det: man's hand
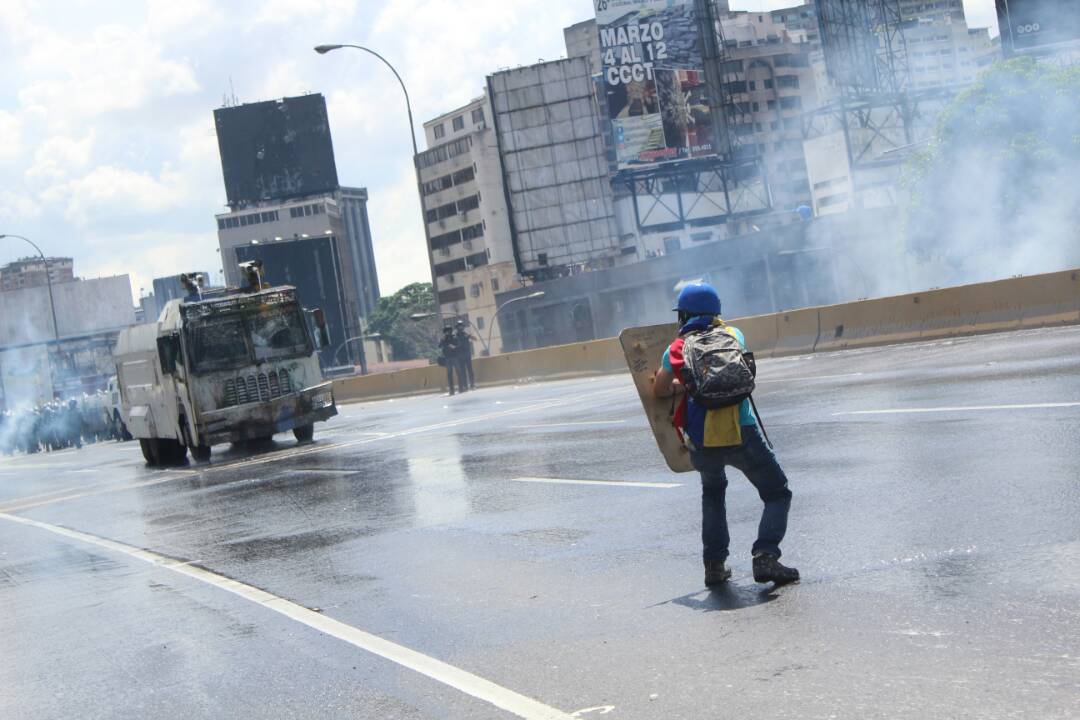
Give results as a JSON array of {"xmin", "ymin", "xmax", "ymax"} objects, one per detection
[{"xmin": 653, "ymin": 367, "xmax": 683, "ymax": 399}]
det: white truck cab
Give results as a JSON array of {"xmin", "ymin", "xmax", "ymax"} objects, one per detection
[{"xmin": 114, "ymin": 285, "xmax": 337, "ymax": 465}]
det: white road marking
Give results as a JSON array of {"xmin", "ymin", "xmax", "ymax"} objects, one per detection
[
  {"xmin": 282, "ymin": 469, "xmax": 357, "ymax": 476},
  {"xmin": 0, "ymin": 512, "xmax": 576, "ymax": 720},
  {"xmin": 510, "ymin": 421, "xmax": 627, "ymax": 429},
  {"xmin": 834, "ymin": 402, "xmax": 1080, "ymax": 416},
  {"xmin": 511, "ymin": 477, "xmax": 681, "ymax": 489}
]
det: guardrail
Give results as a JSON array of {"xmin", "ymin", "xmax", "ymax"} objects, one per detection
[{"xmin": 333, "ymin": 268, "xmax": 1080, "ymax": 404}]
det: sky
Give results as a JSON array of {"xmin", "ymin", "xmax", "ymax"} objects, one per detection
[{"xmin": 0, "ymin": 0, "xmax": 1000, "ymax": 302}]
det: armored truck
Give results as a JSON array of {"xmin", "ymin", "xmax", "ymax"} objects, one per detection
[{"xmin": 114, "ymin": 285, "xmax": 337, "ymax": 465}]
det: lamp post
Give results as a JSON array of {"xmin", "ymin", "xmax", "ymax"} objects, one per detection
[
  {"xmin": 313, "ymin": 44, "xmax": 440, "ymax": 297},
  {"xmin": 486, "ymin": 291, "xmax": 545, "ymax": 355},
  {"xmin": 0, "ymin": 234, "xmax": 60, "ymax": 340}
]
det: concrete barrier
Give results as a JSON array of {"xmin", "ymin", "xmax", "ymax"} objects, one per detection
[
  {"xmin": 772, "ymin": 308, "xmax": 821, "ymax": 356},
  {"xmin": 1016, "ymin": 270, "xmax": 1080, "ymax": 329},
  {"xmin": 332, "ymin": 268, "xmax": 1080, "ymax": 404}
]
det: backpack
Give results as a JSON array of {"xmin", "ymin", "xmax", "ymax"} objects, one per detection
[{"xmin": 681, "ymin": 324, "xmax": 756, "ymax": 409}]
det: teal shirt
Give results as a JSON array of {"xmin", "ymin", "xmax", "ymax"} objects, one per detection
[{"xmin": 662, "ymin": 324, "xmax": 758, "ymax": 427}]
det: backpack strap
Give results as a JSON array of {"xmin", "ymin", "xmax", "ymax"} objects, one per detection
[{"xmin": 748, "ymin": 395, "xmax": 773, "ymax": 449}]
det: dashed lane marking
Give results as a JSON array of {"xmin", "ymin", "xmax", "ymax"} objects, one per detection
[
  {"xmin": 833, "ymin": 401, "xmax": 1080, "ymax": 416},
  {"xmin": 511, "ymin": 477, "xmax": 681, "ymax": 489},
  {"xmin": 0, "ymin": 512, "xmax": 576, "ymax": 720}
]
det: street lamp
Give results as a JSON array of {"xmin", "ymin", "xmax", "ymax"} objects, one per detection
[
  {"xmin": 314, "ymin": 43, "xmax": 439, "ymax": 295},
  {"xmin": 486, "ymin": 291, "xmax": 545, "ymax": 355},
  {"xmin": 0, "ymin": 233, "xmax": 60, "ymax": 340}
]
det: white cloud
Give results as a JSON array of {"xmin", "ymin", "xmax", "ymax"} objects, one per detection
[
  {"xmin": 0, "ymin": 111, "xmax": 23, "ymax": 163},
  {"xmin": 26, "ymin": 133, "xmax": 95, "ymax": 183},
  {"xmin": 146, "ymin": 0, "xmax": 224, "ymax": 36},
  {"xmin": 17, "ymin": 24, "xmax": 200, "ymax": 125},
  {"xmin": 60, "ymin": 165, "xmax": 186, "ymax": 226}
]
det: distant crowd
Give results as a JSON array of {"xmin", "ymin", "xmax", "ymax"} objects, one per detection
[{"xmin": 0, "ymin": 394, "xmax": 128, "ymax": 456}]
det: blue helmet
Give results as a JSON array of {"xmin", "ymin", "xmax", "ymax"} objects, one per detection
[{"xmin": 673, "ymin": 282, "xmax": 721, "ymax": 316}]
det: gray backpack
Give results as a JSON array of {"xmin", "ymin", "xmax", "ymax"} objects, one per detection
[{"xmin": 682, "ymin": 325, "xmax": 756, "ymax": 409}]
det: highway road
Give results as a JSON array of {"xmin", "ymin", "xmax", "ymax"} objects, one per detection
[{"xmin": 2, "ymin": 325, "xmax": 1079, "ymax": 719}]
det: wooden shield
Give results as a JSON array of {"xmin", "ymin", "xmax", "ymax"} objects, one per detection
[{"xmin": 619, "ymin": 323, "xmax": 694, "ymax": 473}]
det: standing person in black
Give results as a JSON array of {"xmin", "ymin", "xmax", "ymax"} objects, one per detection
[
  {"xmin": 454, "ymin": 320, "xmax": 476, "ymax": 390},
  {"xmin": 439, "ymin": 326, "xmax": 463, "ymax": 395}
]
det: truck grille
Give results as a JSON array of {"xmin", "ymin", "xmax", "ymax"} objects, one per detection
[{"xmin": 222, "ymin": 370, "xmax": 293, "ymax": 408}]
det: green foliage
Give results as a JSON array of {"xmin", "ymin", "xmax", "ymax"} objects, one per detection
[
  {"xmin": 365, "ymin": 282, "xmax": 439, "ymax": 361},
  {"xmin": 903, "ymin": 57, "xmax": 1080, "ymax": 275}
]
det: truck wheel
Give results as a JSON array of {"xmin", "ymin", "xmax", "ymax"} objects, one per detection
[
  {"xmin": 139, "ymin": 438, "xmax": 159, "ymax": 466},
  {"xmin": 293, "ymin": 424, "xmax": 314, "ymax": 443},
  {"xmin": 165, "ymin": 439, "xmax": 188, "ymax": 465},
  {"xmin": 190, "ymin": 444, "xmax": 211, "ymax": 462}
]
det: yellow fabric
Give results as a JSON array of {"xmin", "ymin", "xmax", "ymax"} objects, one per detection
[
  {"xmin": 703, "ymin": 405, "xmax": 742, "ymax": 447},
  {"xmin": 701, "ymin": 318, "xmax": 742, "ymax": 447}
]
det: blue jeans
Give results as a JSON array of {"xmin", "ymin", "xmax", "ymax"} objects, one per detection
[{"xmin": 689, "ymin": 425, "xmax": 792, "ymax": 561}]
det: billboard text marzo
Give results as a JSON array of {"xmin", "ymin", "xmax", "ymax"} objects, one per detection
[{"xmin": 595, "ymin": 0, "xmax": 716, "ymax": 170}]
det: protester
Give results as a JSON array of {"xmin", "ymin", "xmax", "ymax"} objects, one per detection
[
  {"xmin": 454, "ymin": 320, "xmax": 476, "ymax": 390},
  {"xmin": 652, "ymin": 282, "xmax": 799, "ymax": 587},
  {"xmin": 438, "ymin": 326, "xmax": 466, "ymax": 396}
]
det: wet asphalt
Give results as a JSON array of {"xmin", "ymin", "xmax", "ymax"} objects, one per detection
[{"xmin": 2, "ymin": 325, "xmax": 1079, "ymax": 720}]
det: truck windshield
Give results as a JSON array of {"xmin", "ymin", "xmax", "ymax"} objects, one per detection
[
  {"xmin": 249, "ymin": 306, "xmax": 311, "ymax": 362},
  {"xmin": 189, "ymin": 316, "xmax": 250, "ymax": 372}
]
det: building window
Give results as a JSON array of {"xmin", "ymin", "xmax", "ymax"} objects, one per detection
[
  {"xmin": 691, "ymin": 232, "xmax": 712, "ymax": 243},
  {"xmin": 438, "ymin": 286, "xmax": 466, "ymax": 304},
  {"xmin": 776, "ymin": 75, "xmax": 799, "ymax": 89},
  {"xmin": 217, "ymin": 219, "xmax": 226, "ymax": 230},
  {"xmin": 470, "ymin": 283, "xmax": 482, "ymax": 298},
  {"xmin": 433, "ymin": 123, "xmax": 445, "ymax": 139},
  {"xmin": 472, "ymin": 108, "xmax": 485, "ymax": 124},
  {"xmin": 538, "ymin": 253, "xmax": 548, "ymax": 266},
  {"xmin": 490, "ymin": 277, "xmax": 500, "ymax": 292},
  {"xmin": 663, "ymin": 237, "xmax": 682, "ymax": 253},
  {"xmin": 435, "ymin": 258, "xmax": 467, "ymax": 277},
  {"xmin": 452, "ymin": 166, "xmax": 475, "ymax": 185},
  {"xmin": 476, "ymin": 316, "xmax": 485, "ymax": 330},
  {"xmin": 457, "ymin": 195, "xmax": 480, "ymax": 213},
  {"xmin": 461, "ymin": 223, "xmax": 484, "ymax": 241},
  {"xmin": 452, "ymin": 115, "xmax": 465, "ymax": 131}
]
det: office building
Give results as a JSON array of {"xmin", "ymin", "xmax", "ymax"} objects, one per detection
[
  {"xmin": 487, "ymin": 57, "xmax": 622, "ymax": 280},
  {"xmin": 1, "ymin": 256, "xmax": 74, "ymax": 292},
  {"xmin": 418, "ymin": 94, "xmax": 521, "ymax": 352},
  {"xmin": 213, "ymin": 94, "xmax": 381, "ymax": 362},
  {"xmin": 0, "ymin": 274, "xmax": 135, "ymax": 407}
]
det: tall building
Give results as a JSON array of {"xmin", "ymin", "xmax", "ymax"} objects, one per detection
[
  {"xmin": 234, "ymin": 236, "xmax": 351, "ymax": 367},
  {"xmin": 1, "ymin": 257, "xmax": 74, "ymax": 292},
  {"xmin": 418, "ymin": 95, "xmax": 521, "ymax": 352},
  {"xmin": 899, "ymin": 0, "xmax": 965, "ymax": 23},
  {"xmin": 716, "ymin": 7, "xmax": 826, "ymax": 212},
  {"xmin": 0, "ymin": 274, "xmax": 135, "ymax": 407},
  {"xmin": 487, "ymin": 57, "xmax": 622, "ymax": 280},
  {"xmin": 904, "ymin": 17, "xmax": 996, "ymax": 88},
  {"xmin": 213, "ymin": 94, "xmax": 380, "ymax": 364}
]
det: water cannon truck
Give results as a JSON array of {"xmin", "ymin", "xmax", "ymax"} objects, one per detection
[{"xmin": 113, "ymin": 274, "xmax": 337, "ymax": 465}]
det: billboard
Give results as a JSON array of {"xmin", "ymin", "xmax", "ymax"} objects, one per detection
[
  {"xmin": 595, "ymin": 0, "xmax": 716, "ymax": 169},
  {"xmin": 996, "ymin": 0, "xmax": 1080, "ymax": 54},
  {"xmin": 214, "ymin": 94, "xmax": 340, "ymax": 208}
]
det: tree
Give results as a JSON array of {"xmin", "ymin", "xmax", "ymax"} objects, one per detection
[
  {"xmin": 365, "ymin": 282, "xmax": 440, "ymax": 361},
  {"xmin": 904, "ymin": 57, "xmax": 1080, "ymax": 284}
]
